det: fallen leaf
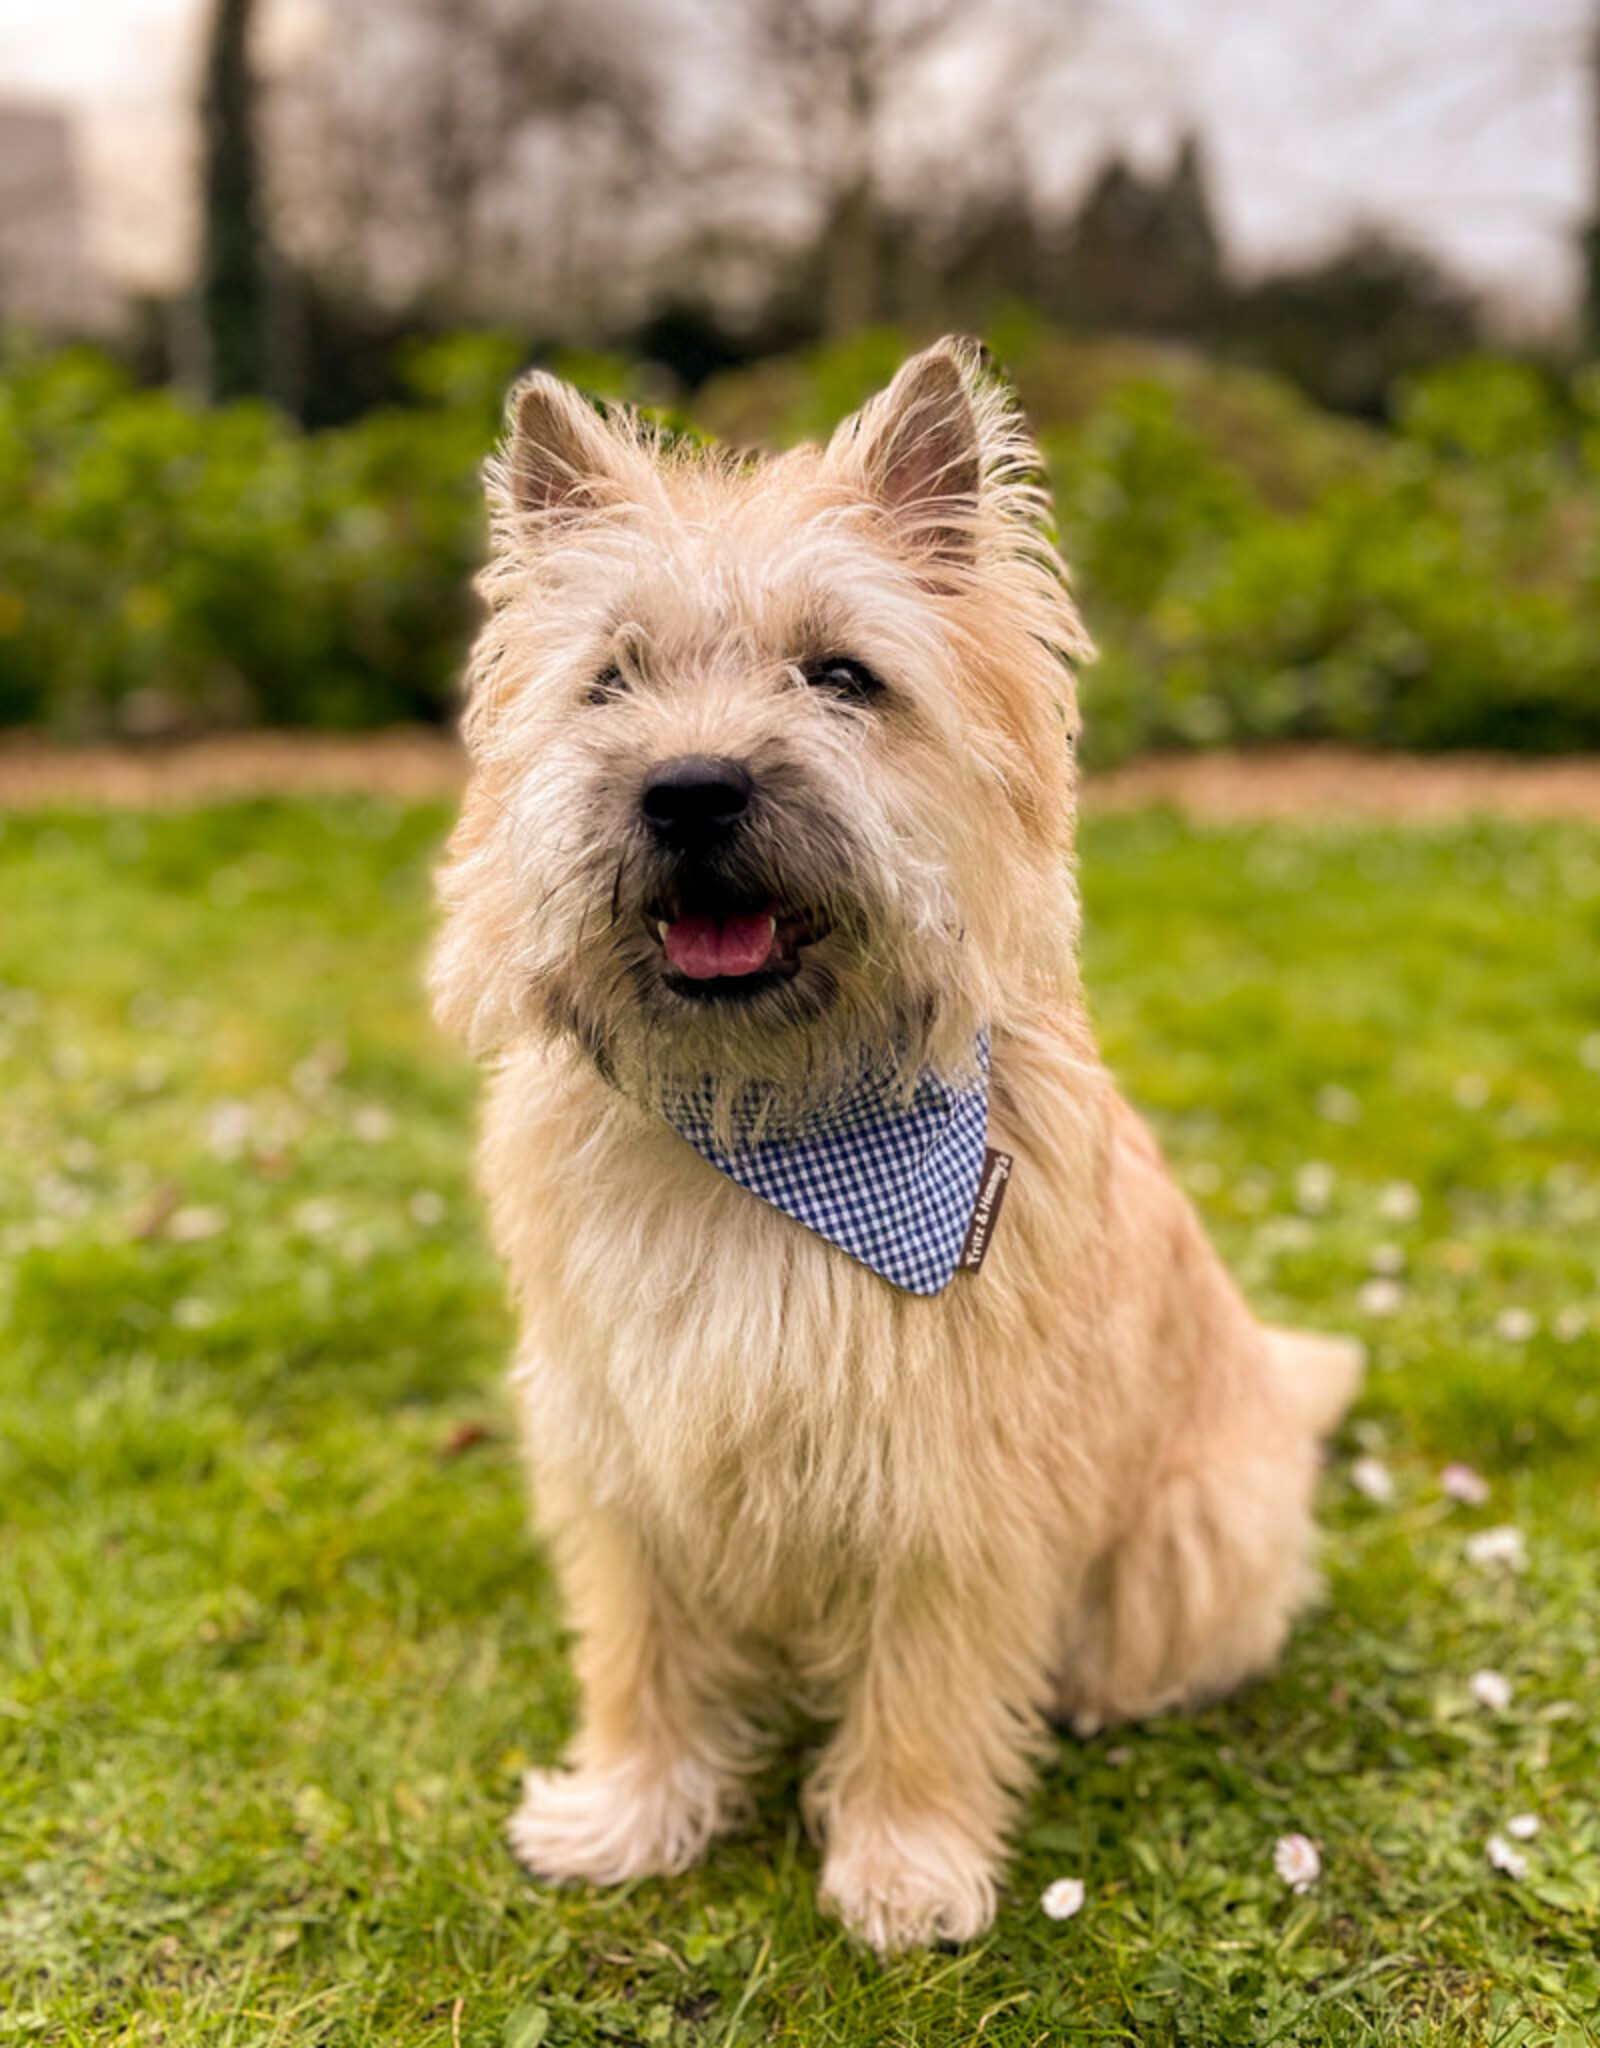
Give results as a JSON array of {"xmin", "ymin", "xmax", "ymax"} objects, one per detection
[
  {"xmin": 441, "ymin": 1421, "xmax": 496, "ymax": 1460},
  {"xmin": 129, "ymin": 1183, "xmax": 182, "ymax": 1241}
]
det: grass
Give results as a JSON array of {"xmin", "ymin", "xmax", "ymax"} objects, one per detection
[{"xmin": 1, "ymin": 796, "xmax": 1598, "ymax": 2046}]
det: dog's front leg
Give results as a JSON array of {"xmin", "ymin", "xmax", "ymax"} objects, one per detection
[
  {"xmin": 508, "ymin": 1497, "xmax": 760, "ymax": 1887},
  {"xmin": 805, "ymin": 1567, "xmax": 1049, "ymax": 1952}
]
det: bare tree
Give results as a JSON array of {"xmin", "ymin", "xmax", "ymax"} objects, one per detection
[
  {"xmin": 756, "ymin": 0, "xmax": 956, "ymax": 336},
  {"xmin": 266, "ymin": 0, "xmax": 1095, "ymax": 353},
  {"xmin": 268, "ymin": 0, "xmax": 665, "ymax": 332},
  {"xmin": 707, "ymin": 0, "xmax": 1089, "ymax": 339}
]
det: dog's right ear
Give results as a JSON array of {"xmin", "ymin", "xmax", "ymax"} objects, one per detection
[{"xmin": 495, "ymin": 371, "xmax": 635, "ymax": 521}]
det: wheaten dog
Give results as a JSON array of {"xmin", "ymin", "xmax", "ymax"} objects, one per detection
[{"xmin": 431, "ymin": 338, "xmax": 1361, "ymax": 1952}]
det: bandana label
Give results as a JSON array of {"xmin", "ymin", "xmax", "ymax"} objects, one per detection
[
  {"xmin": 957, "ymin": 1146, "xmax": 1014, "ymax": 1273},
  {"xmin": 661, "ymin": 1034, "xmax": 999, "ymax": 1296}
]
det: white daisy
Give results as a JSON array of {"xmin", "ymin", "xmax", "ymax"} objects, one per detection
[
  {"xmin": 1350, "ymin": 1457, "xmax": 1395, "ymax": 1504},
  {"xmin": 1040, "ymin": 1877, "xmax": 1086, "ymax": 1921},
  {"xmin": 1464, "ymin": 1526, "xmax": 1528, "ymax": 1573},
  {"xmin": 1485, "ymin": 1834, "xmax": 1527, "ymax": 1879},
  {"xmin": 1377, "ymin": 1181, "xmax": 1421, "ymax": 1223},
  {"xmin": 1440, "ymin": 1463, "xmax": 1490, "ymax": 1507},
  {"xmin": 1358, "ymin": 1277, "xmax": 1405, "ymax": 1317},
  {"xmin": 1468, "ymin": 1669, "xmax": 1512, "ymax": 1712},
  {"xmin": 1273, "ymin": 1834, "xmax": 1321, "ymax": 1893}
]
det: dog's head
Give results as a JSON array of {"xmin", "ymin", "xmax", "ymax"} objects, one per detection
[{"xmin": 432, "ymin": 338, "xmax": 1091, "ymax": 1115}]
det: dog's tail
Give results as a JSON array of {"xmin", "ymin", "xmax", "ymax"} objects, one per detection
[{"xmin": 1265, "ymin": 1327, "xmax": 1365, "ymax": 1437}]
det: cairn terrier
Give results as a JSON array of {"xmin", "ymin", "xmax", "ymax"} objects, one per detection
[{"xmin": 431, "ymin": 338, "xmax": 1360, "ymax": 1952}]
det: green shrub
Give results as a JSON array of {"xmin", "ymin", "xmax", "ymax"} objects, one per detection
[
  {"xmin": 1039, "ymin": 346, "xmax": 1600, "ymax": 760},
  {"xmin": 0, "ymin": 338, "xmax": 514, "ymax": 734}
]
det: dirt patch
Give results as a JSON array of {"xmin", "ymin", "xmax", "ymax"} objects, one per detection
[
  {"xmin": 1089, "ymin": 747, "xmax": 1600, "ymax": 823},
  {"xmin": 0, "ymin": 730, "xmax": 468, "ymax": 809},
  {"xmin": 1, "ymin": 731, "xmax": 1597, "ymax": 822}
]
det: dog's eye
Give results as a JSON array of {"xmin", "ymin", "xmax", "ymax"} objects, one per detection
[
  {"xmin": 801, "ymin": 656, "xmax": 883, "ymax": 703},
  {"xmin": 585, "ymin": 663, "xmax": 626, "ymax": 706}
]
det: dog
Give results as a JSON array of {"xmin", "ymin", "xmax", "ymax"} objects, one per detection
[{"xmin": 431, "ymin": 337, "xmax": 1361, "ymax": 1952}]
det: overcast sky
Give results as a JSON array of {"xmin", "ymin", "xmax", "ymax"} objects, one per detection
[{"xmin": 0, "ymin": 0, "xmax": 1589, "ymax": 332}]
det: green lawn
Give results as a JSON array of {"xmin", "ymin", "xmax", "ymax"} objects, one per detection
[{"xmin": 2, "ymin": 798, "xmax": 1598, "ymax": 2047}]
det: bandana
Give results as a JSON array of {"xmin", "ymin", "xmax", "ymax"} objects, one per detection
[{"xmin": 662, "ymin": 1034, "xmax": 993, "ymax": 1296}]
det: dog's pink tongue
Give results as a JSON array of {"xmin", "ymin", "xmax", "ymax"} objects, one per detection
[{"xmin": 664, "ymin": 912, "xmax": 774, "ymax": 979}]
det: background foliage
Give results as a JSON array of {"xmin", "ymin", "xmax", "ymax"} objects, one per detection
[{"xmin": 3, "ymin": 319, "xmax": 1597, "ymax": 760}]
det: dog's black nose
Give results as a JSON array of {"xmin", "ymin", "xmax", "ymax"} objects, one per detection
[{"xmin": 640, "ymin": 756, "xmax": 754, "ymax": 843}]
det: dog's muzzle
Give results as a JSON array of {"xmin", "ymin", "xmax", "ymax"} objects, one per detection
[{"xmin": 633, "ymin": 756, "xmax": 832, "ymax": 1001}]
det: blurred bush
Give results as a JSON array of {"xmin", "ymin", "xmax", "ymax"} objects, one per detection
[
  {"xmin": 1056, "ymin": 352, "xmax": 1599, "ymax": 759},
  {"xmin": 0, "ymin": 333, "xmax": 523, "ymax": 734},
  {"xmin": 2, "ymin": 323, "xmax": 1598, "ymax": 757}
]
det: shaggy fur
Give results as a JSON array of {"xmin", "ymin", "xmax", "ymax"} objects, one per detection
[{"xmin": 431, "ymin": 338, "xmax": 1361, "ymax": 1952}]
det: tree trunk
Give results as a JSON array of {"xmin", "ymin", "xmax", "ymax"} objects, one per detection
[
  {"xmin": 823, "ymin": 176, "xmax": 878, "ymax": 339},
  {"xmin": 198, "ymin": 0, "xmax": 269, "ymax": 400},
  {"xmin": 822, "ymin": 32, "xmax": 879, "ymax": 340},
  {"xmin": 1585, "ymin": 6, "xmax": 1600, "ymax": 351}
]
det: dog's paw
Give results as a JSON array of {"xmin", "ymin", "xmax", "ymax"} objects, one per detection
[
  {"xmin": 507, "ymin": 1755, "xmax": 733, "ymax": 1887},
  {"xmin": 818, "ymin": 1819, "xmax": 998, "ymax": 1953}
]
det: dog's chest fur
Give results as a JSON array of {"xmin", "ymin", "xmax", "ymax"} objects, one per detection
[{"xmin": 480, "ymin": 1032, "xmax": 1110, "ymax": 1629}]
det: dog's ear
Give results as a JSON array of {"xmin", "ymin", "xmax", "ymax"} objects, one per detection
[
  {"xmin": 833, "ymin": 343, "xmax": 982, "ymax": 565},
  {"xmin": 495, "ymin": 371, "xmax": 636, "ymax": 521}
]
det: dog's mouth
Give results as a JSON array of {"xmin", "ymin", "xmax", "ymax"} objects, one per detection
[{"xmin": 644, "ymin": 897, "xmax": 829, "ymax": 1002}]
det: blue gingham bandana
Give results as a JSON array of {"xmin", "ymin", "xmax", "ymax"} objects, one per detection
[{"xmin": 662, "ymin": 1035, "xmax": 991, "ymax": 1296}]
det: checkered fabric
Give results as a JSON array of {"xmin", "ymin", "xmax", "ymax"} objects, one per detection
[{"xmin": 662, "ymin": 1034, "xmax": 991, "ymax": 1296}]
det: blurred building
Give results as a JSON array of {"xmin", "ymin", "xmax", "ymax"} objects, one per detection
[{"xmin": 0, "ymin": 99, "xmax": 120, "ymax": 336}]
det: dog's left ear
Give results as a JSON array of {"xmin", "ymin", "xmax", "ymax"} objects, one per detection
[{"xmin": 830, "ymin": 339, "xmax": 1001, "ymax": 567}]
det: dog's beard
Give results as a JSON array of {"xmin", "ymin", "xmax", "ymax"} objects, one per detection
[{"xmin": 529, "ymin": 800, "xmax": 962, "ymax": 1131}]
